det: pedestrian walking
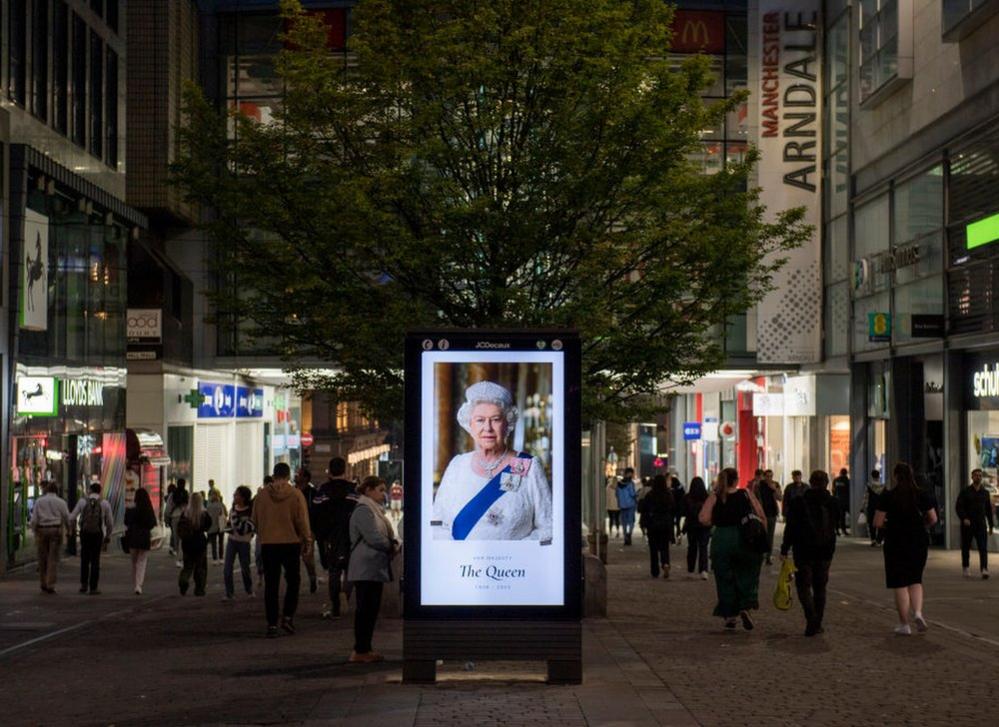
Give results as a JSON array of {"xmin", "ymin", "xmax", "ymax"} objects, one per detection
[
  {"xmin": 832, "ymin": 468, "xmax": 851, "ymax": 535},
  {"xmin": 253, "ymin": 463, "xmax": 312, "ymax": 638},
  {"xmin": 70, "ymin": 482, "xmax": 114, "ymax": 595},
  {"xmin": 29, "ymin": 481, "xmax": 70, "ymax": 594},
  {"xmin": 124, "ymin": 488, "xmax": 158, "ymax": 595},
  {"xmin": 223, "ymin": 486, "xmax": 256, "ymax": 599},
  {"xmin": 639, "ymin": 475, "xmax": 675, "ymax": 578},
  {"xmin": 874, "ymin": 462, "xmax": 939, "ymax": 636},
  {"xmin": 700, "ymin": 468, "xmax": 766, "ymax": 630},
  {"xmin": 670, "ymin": 476, "xmax": 686, "ymax": 544},
  {"xmin": 166, "ymin": 479, "xmax": 190, "ymax": 566},
  {"xmin": 206, "ymin": 489, "xmax": 227, "ymax": 565},
  {"xmin": 389, "ymin": 480, "xmax": 403, "ymax": 521},
  {"xmin": 752, "ymin": 469, "xmax": 781, "ymax": 565},
  {"xmin": 163, "ymin": 483, "xmax": 176, "ymax": 554},
  {"xmin": 177, "ymin": 493, "xmax": 212, "ymax": 596},
  {"xmin": 781, "ymin": 470, "xmax": 807, "ymax": 518},
  {"xmin": 780, "ymin": 470, "xmax": 840, "ymax": 637},
  {"xmin": 636, "ymin": 477, "xmax": 653, "ymax": 539},
  {"xmin": 313, "ymin": 457, "xmax": 357, "ymax": 619},
  {"xmin": 348, "ymin": 476, "xmax": 398, "ymax": 663},
  {"xmin": 683, "ymin": 477, "xmax": 710, "ymax": 579},
  {"xmin": 605, "ymin": 477, "xmax": 621, "ymax": 538},
  {"xmin": 863, "ymin": 470, "xmax": 884, "ymax": 546},
  {"xmin": 956, "ymin": 468, "xmax": 994, "ymax": 579},
  {"xmin": 294, "ymin": 467, "xmax": 319, "ymax": 594},
  {"xmin": 617, "ymin": 468, "xmax": 638, "ymax": 546}
]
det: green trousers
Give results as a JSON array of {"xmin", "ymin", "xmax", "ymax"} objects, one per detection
[{"xmin": 710, "ymin": 525, "xmax": 762, "ymax": 618}]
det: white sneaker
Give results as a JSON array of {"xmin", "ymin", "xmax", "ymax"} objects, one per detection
[
  {"xmin": 914, "ymin": 614, "xmax": 928, "ymax": 632},
  {"xmin": 175, "ymin": 560, "xmax": 183, "ymax": 568},
  {"xmin": 701, "ymin": 571, "xmax": 709, "ymax": 580},
  {"xmin": 134, "ymin": 588, "xmax": 142, "ymax": 595},
  {"xmin": 963, "ymin": 567, "xmax": 971, "ymax": 578},
  {"xmin": 983, "ymin": 570, "xmax": 990, "ymax": 580},
  {"xmin": 894, "ymin": 624, "xmax": 912, "ymax": 636}
]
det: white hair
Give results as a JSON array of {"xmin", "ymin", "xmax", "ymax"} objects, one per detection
[{"xmin": 456, "ymin": 381, "xmax": 519, "ymax": 437}]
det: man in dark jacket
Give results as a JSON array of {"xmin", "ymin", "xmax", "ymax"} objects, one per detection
[
  {"xmin": 753, "ymin": 469, "xmax": 781, "ymax": 565},
  {"xmin": 782, "ymin": 470, "xmax": 807, "ymax": 518},
  {"xmin": 956, "ymin": 468, "xmax": 995, "ymax": 579},
  {"xmin": 639, "ymin": 475, "xmax": 675, "ymax": 578},
  {"xmin": 832, "ymin": 469, "xmax": 851, "ymax": 535},
  {"xmin": 313, "ymin": 457, "xmax": 357, "ymax": 617},
  {"xmin": 781, "ymin": 470, "xmax": 840, "ymax": 637}
]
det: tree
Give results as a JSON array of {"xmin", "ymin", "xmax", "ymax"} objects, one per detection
[{"xmin": 173, "ymin": 0, "xmax": 808, "ymax": 423}]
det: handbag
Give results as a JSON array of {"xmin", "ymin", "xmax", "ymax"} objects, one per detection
[
  {"xmin": 773, "ymin": 557, "xmax": 796, "ymax": 611},
  {"xmin": 739, "ymin": 512, "xmax": 770, "ymax": 554},
  {"xmin": 857, "ymin": 511, "xmax": 867, "ymax": 527}
]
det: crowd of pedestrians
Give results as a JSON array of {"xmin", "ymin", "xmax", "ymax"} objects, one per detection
[{"xmin": 26, "ymin": 456, "xmax": 400, "ymax": 662}]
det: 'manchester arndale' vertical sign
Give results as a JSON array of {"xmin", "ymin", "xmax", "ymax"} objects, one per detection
[{"xmin": 754, "ymin": 3, "xmax": 822, "ymax": 364}]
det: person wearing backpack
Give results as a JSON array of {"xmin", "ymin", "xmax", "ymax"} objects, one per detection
[
  {"xmin": 177, "ymin": 492, "xmax": 213, "ymax": 596},
  {"xmin": 780, "ymin": 470, "xmax": 840, "ymax": 637},
  {"xmin": 639, "ymin": 475, "xmax": 675, "ymax": 578},
  {"xmin": 69, "ymin": 482, "xmax": 114, "ymax": 594},
  {"xmin": 313, "ymin": 457, "xmax": 357, "ymax": 619}
]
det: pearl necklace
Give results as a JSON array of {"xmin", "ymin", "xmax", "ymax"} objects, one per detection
[{"xmin": 478, "ymin": 448, "xmax": 508, "ymax": 477}]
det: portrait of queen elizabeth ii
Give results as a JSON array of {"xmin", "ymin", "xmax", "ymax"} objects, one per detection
[{"xmin": 432, "ymin": 380, "xmax": 553, "ymax": 542}]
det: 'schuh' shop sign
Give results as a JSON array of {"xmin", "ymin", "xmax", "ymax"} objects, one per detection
[{"xmin": 754, "ymin": 3, "xmax": 822, "ymax": 365}]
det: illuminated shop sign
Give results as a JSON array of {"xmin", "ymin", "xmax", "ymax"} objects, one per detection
[
  {"xmin": 62, "ymin": 378, "xmax": 105, "ymax": 407},
  {"xmin": 236, "ymin": 386, "xmax": 264, "ymax": 418},
  {"xmin": 972, "ymin": 363, "xmax": 999, "ymax": 399},
  {"xmin": 16, "ymin": 376, "xmax": 58, "ymax": 417},
  {"xmin": 198, "ymin": 382, "xmax": 235, "ymax": 418},
  {"xmin": 967, "ymin": 212, "xmax": 999, "ymax": 250},
  {"xmin": 683, "ymin": 422, "xmax": 702, "ymax": 440}
]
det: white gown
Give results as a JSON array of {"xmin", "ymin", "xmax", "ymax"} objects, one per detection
[{"xmin": 432, "ymin": 452, "xmax": 553, "ymax": 541}]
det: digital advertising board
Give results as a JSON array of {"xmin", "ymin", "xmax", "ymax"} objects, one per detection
[{"xmin": 403, "ymin": 330, "xmax": 581, "ymax": 620}]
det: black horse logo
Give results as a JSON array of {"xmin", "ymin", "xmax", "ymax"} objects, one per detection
[{"xmin": 25, "ymin": 230, "xmax": 45, "ymax": 313}]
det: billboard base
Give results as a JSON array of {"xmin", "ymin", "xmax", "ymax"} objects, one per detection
[{"xmin": 402, "ymin": 620, "xmax": 582, "ymax": 684}]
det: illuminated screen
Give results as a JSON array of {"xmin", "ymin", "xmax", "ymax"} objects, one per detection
[{"xmin": 419, "ymin": 350, "xmax": 564, "ymax": 606}]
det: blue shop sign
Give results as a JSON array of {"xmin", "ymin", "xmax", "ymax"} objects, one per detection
[
  {"xmin": 683, "ymin": 422, "xmax": 701, "ymax": 440},
  {"xmin": 198, "ymin": 382, "xmax": 235, "ymax": 418},
  {"xmin": 236, "ymin": 386, "xmax": 264, "ymax": 418}
]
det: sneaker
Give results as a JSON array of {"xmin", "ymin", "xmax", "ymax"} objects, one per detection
[
  {"xmin": 175, "ymin": 560, "xmax": 183, "ymax": 568},
  {"xmin": 914, "ymin": 614, "xmax": 928, "ymax": 633},
  {"xmin": 739, "ymin": 610, "xmax": 754, "ymax": 631},
  {"xmin": 964, "ymin": 567, "xmax": 971, "ymax": 578},
  {"xmin": 983, "ymin": 570, "xmax": 990, "ymax": 580},
  {"xmin": 724, "ymin": 619, "xmax": 737, "ymax": 630},
  {"xmin": 321, "ymin": 605, "xmax": 332, "ymax": 619},
  {"xmin": 894, "ymin": 624, "xmax": 912, "ymax": 636},
  {"xmin": 701, "ymin": 571, "xmax": 709, "ymax": 580},
  {"xmin": 79, "ymin": 586, "xmax": 88, "ymax": 594},
  {"xmin": 662, "ymin": 564, "xmax": 670, "ymax": 579},
  {"xmin": 280, "ymin": 617, "xmax": 296, "ymax": 635},
  {"xmin": 135, "ymin": 588, "xmax": 142, "ymax": 596},
  {"xmin": 168, "ymin": 547, "xmax": 176, "ymax": 556},
  {"xmin": 804, "ymin": 622, "xmax": 819, "ymax": 637},
  {"xmin": 266, "ymin": 626, "xmax": 279, "ymax": 639}
]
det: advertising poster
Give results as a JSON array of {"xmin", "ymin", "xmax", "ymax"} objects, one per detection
[
  {"xmin": 20, "ymin": 208, "xmax": 49, "ymax": 331},
  {"xmin": 405, "ymin": 332, "xmax": 581, "ymax": 616}
]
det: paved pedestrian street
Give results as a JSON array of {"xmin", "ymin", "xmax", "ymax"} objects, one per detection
[{"xmin": 2, "ymin": 537, "xmax": 997, "ymax": 726}]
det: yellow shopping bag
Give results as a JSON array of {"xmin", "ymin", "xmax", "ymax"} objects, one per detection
[{"xmin": 772, "ymin": 556, "xmax": 796, "ymax": 611}]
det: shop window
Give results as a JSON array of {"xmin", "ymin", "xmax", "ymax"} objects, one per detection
[
  {"xmin": 893, "ymin": 275, "xmax": 944, "ymax": 345},
  {"xmin": 9, "ymin": 0, "xmax": 27, "ymax": 106},
  {"xmin": 858, "ymin": 0, "xmax": 913, "ymax": 106},
  {"xmin": 89, "ymin": 30, "xmax": 104, "ymax": 159},
  {"xmin": 54, "ymin": 1, "xmax": 70, "ymax": 135},
  {"xmin": 72, "ymin": 14, "xmax": 87, "ymax": 148}
]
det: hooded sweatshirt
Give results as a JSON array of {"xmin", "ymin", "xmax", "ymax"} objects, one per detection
[{"xmin": 252, "ymin": 480, "xmax": 312, "ymax": 546}]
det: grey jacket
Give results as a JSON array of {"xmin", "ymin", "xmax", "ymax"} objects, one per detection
[{"xmin": 347, "ymin": 502, "xmax": 394, "ymax": 583}]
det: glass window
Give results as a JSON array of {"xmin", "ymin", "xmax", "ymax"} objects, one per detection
[
  {"xmin": 896, "ymin": 230, "xmax": 944, "ymax": 284},
  {"xmin": 855, "ymin": 193, "xmax": 890, "ymax": 259},
  {"xmin": 893, "ymin": 275, "xmax": 944, "ymax": 344},
  {"xmin": 72, "ymin": 14, "xmax": 87, "ymax": 147},
  {"xmin": 895, "ymin": 166, "xmax": 943, "ymax": 244},
  {"xmin": 106, "ymin": 49, "xmax": 118, "ymax": 167},
  {"xmin": 825, "ymin": 147, "xmax": 849, "ymax": 218},
  {"xmin": 825, "ymin": 11, "xmax": 848, "ymax": 91},
  {"xmin": 853, "ymin": 290, "xmax": 891, "ymax": 352},
  {"xmin": 859, "ymin": 0, "xmax": 902, "ymax": 102},
  {"xmin": 33, "ymin": 0, "xmax": 49, "ymax": 121},
  {"xmin": 686, "ymin": 142, "xmax": 724, "ymax": 175},
  {"xmin": 825, "ymin": 214, "xmax": 850, "ymax": 284},
  {"xmin": 54, "ymin": 1, "xmax": 70, "ymax": 135},
  {"xmin": 9, "ymin": 0, "xmax": 27, "ymax": 106},
  {"xmin": 90, "ymin": 30, "xmax": 103, "ymax": 159},
  {"xmin": 943, "ymin": 0, "xmax": 992, "ymax": 35},
  {"xmin": 825, "ymin": 281, "xmax": 850, "ymax": 356}
]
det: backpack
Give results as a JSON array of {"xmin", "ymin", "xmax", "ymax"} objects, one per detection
[
  {"xmin": 80, "ymin": 499, "xmax": 104, "ymax": 536},
  {"xmin": 175, "ymin": 515, "xmax": 195, "ymax": 540}
]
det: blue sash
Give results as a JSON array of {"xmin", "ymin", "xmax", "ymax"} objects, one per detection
[{"xmin": 451, "ymin": 452, "xmax": 532, "ymax": 540}]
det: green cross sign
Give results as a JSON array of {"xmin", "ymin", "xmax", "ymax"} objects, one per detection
[{"xmin": 183, "ymin": 389, "xmax": 202, "ymax": 409}]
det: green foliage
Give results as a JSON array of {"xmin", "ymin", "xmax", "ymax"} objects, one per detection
[{"xmin": 173, "ymin": 0, "xmax": 808, "ymax": 424}]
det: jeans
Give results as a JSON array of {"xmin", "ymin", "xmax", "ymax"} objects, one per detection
[
  {"xmin": 960, "ymin": 524, "xmax": 990, "ymax": 571},
  {"xmin": 353, "ymin": 580, "xmax": 384, "ymax": 654},
  {"xmin": 131, "ymin": 549, "xmax": 150, "ymax": 591},
  {"xmin": 647, "ymin": 527, "xmax": 671, "ymax": 577},
  {"xmin": 607, "ymin": 511, "xmax": 620, "ymax": 532},
  {"xmin": 620, "ymin": 508, "xmax": 636, "ymax": 543},
  {"xmin": 209, "ymin": 532, "xmax": 225, "ymax": 561},
  {"xmin": 80, "ymin": 532, "xmax": 104, "ymax": 592},
  {"xmin": 686, "ymin": 527, "xmax": 710, "ymax": 573},
  {"xmin": 794, "ymin": 559, "xmax": 831, "ymax": 628},
  {"xmin": 224, "ymin": 540, "xmax": 253, "ymax": 597},
  {"xmin": 262, "ymin": 543, "xmax": 301, "ymax": 627},
  {"xmin": 35, "ymin": 526, "xmax": 63, "ymax": 590},
  {"xmin": 179, "ymin": 546, "xmax": 208, "ymax": 595}
]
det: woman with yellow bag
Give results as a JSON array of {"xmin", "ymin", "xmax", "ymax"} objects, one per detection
[{"xmin": 779, "ymin": 470, "xmax": 841, "ymax": 637}]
